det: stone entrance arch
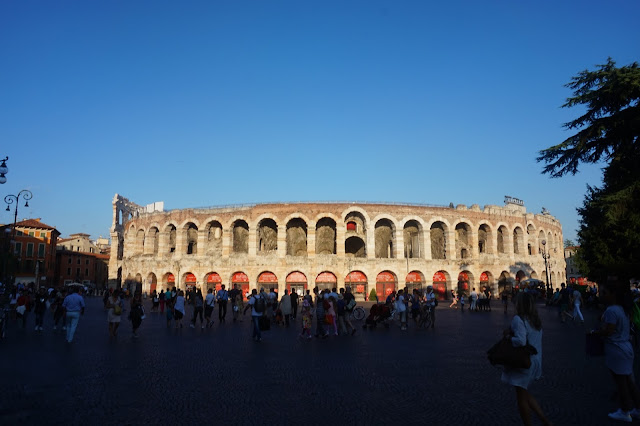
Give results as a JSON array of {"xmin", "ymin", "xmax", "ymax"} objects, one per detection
[
  {"xmin": 162, "ymin": 272, "xmax": 175, "ymax": 290},
  {"xmin": 480, "ymin": 271, "xmax": 494, "ymax": 295},
  {"xmin": 206, "ymin": 272, "xmax": 222, "ymax": 292},
  {"xmin": 498, "ymin": 271, "xmax": 511, "ymax": 295},
  {"xmin": 345, "ymin": 236, "xmax": 366, "ymax": 257},
  {"xmin": 258, "ymin": 218, "xmax": 278, "ymax": 254},
  {"xmin": 376, "ymin": 271, "xmax": 397, "ymax": 299},
  {"xmin": 375, "ymin": 219, "xmax": 395, "ymax": 259},
  {"xmin": 231, "ymin": 272, "xmax": 250, "ymax": 298},
  {"xmin": 405, "ymin": 271, "xmax": 424, "ymax": 295},
  {"xmin": 286, "ymin": 271, "xmax": 307, "ymax": 295},
  {"xmin": 258, "ymin": 271, "xmax": 278, "ymax": 293},
  {"xmin": 316, "ymin": 217, "xmax": 337, "ymax": 255},
  {"xmin": 316, "ymin": 271, "xmax": 337, "ymax": 292},
  {"xmin": 345, "ymin": 271, "xmax": 367, "ymax": 301},
  {"xmin": 457, "ymin": 271, "xmax": 474, "ymax": 295},
  {"xmin": 147, "ymin": 272, "xmax": 157, "ymax": 295},
  {"xmin": 433, "ymin": 271, "xmax": 449, "ymax": 300},
  {"xmin": 183, "ymin": 272, "xmax": 197, "ymax": 290}
]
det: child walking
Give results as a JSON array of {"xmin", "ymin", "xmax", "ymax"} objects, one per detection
[{"xmin": 299, "ymin": 299, "xmax": 313, "ymax": 339}]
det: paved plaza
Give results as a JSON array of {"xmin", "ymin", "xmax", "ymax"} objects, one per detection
[{"xmin": 0, "ymin": 297, "xmax": 631, "ymax": 425}]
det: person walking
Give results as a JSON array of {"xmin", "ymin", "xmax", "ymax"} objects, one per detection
[
  {"xmin": 279, "ymin": 289, "xmax": 292, "ymax": 327},
  {"xmin": 591, "ymin": 280, "xmax": 640, "ymax": 422},
  {"xmin": 299, "ymin": 299, "xmax": 313, "ymax": 339},
  {"xmin": 190, "ymin": 288, "xmax": 205, "ymax": 329},
  {"xmin": 62, "ymin": 286, "xmax": 85, "ymax": 343},
  {"xmin": 501, "ymin": 292, "xmax": 550, "ymax": 426},
  {"xmin": 314, "ymin": 288, "xmax": 328, "ymax": 338},
  {"xmin": 502, "ymin": 288, "xmax": 510, "ymax": 314},
  {"xmin": 234, "ymin": 290, "xmax": 244, "ymax": 322},
  {"xmin": 130, "ymin": 291, "xmax": 144, "ymax": 338},
  {"xmin": 34, "ymin": 288, "xmax": 48, "ymax": 331},
  {"xmin": 290, "ymin": 289, "xmax": 299, "ymax": 320},
  {"xmin": 343, "ymin": 287, "xmax": 357, "ymax": 336},
  {"xmin": 396, "ymin": 289, "xmax": 408, "ymax": 331},
  {"xmin": 244, "ymin": 289, "xmax": 264, "ymax": 342},
  {"xmin": 571, "ymin": 288, "xmax": 584, "ymax": 324},
  {"xmin": 107, "ymin": 290, "xmax": 124, "ymax": 338},
  {"xmin": 449, "ymin": 290, "xmax": 458, "ymax": 308},
  {"xmin": 174, "ymin": 290, "xmax": 186, "ymax": 329},
  {"xmin": 159, "ymin": 289, "xmax": 166, "ymax": 314},
  {"xmin": 425, "ymin": 286, "xmax": 437, "ymax": 327},
  {"xmin": 52, "ymin": 289, "xmax": 66, "ymax": 331},
  {"xmin": 216, "ymin": 285, "xmax": 229, "ymax": 324},
  {"xmin": 204, "ymin": 288, "xmax": 215, "ymax": 328}
]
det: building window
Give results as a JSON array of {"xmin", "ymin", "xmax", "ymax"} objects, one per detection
[
  {"xmin": 38, "ymin": 243, "xmax": 45, "ymax": 258},
  {"xmin": 76, "ymin": 247, "xmax": 80, "ymax": 252},
  {"xmin": 29, "ymin": 231, "xmax": 35, "ymax": 237},
  {"xmin": 64, "ymin": 279, "xmax": 72, "ymax": 285},
  {"xmin": 67, "ymin": 267, "xmax": 71, "ymax": 275},
  {"xmin": 27, "ymin": 243, "xmax": 34, "ymax": 257},
  {"xmin": 16, "ymin": 230, "xmax": 23, "ymax": 236},
  {"xmin": 76, "ymin": 268, "xmax": 80, "ymax": 276},
  {"xmin": 85, "ymin": 268, "xmax": 89, "ymax": 276},
  {"xmin": 15, "ymin": 242, "xmax": 22, "ymax": 255},
  {"xmin": 40, "ymin": 232, "xmax": 46, "ymax": 238},
  {"xmin": 77, "ymin": 258, "xmax": 81, "ymax": 264},
  {"xmin": 347, "ymin": 221, "xmax": 357, "ymax": 231},
  {"xmin": 85, "ymin": 259, "xmax": 90, "ymax": 265},
  {"xmin": 68, "ymin": 258, "xmax": 72, "ymax": 264}
]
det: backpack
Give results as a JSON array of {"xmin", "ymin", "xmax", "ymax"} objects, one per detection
[
  {"xmin": 113, "ymin": 302, "xmax": 122, "ymax": 315},
  {"xmin": 346, "ymin": 298, "xmax": 356, "ymax": 310},
  {"xmin": 254, "ymin": 295, "xmax": 266, "ymax": 313}
]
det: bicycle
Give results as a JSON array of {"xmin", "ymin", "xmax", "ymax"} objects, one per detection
[
  {"xmin": 419, "ymin": 305, "xmax": 435, "ymax": 329},
  {"xmin": 350, "ymin": 305, "xmax": 365, "ymax": 321}
]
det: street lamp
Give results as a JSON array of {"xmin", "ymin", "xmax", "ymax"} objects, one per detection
[
  {"xmin": 541, "ymin": 239, "xmax": 552, "ymax": 289},
  {"xmin": 4, "ymin": 190, "xmax": 33, "ymax": 285},
  {"xmin": 0, "ymin": 157, "xmax": 8, "ymax": 184}
]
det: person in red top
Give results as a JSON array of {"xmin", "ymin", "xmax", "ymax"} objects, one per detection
[{"xmin": 16, "ymin": 290, "xmax": 32, "ymax": 328}]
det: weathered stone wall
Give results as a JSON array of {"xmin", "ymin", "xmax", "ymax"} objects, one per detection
[{"xmin": 109, "ymin": 198, "xmax": 567, "ymax": 299}]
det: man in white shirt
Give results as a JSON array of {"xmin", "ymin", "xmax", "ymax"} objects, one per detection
[
  {"xmin": 425, "ymin": 286, "xmax": 436, "ymax": 328},
  {"xmin": 244, "ymin": 289, "xmax": 264, "ymax": 342},
  {"xmin": 470, "ymin": 288, "xmax": 478, "ymax": 311},
  {"xmin": 396, "ymin": 289, "xmax": 407, "ymax": 331},
  {"xmin": 216, "ymin": 285, "xmax": 229, "ymax": 323}
]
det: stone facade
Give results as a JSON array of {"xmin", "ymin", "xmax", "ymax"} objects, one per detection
[{"xmin": 108, "ymin": 194, "xmax": 566, "ymax": 300}]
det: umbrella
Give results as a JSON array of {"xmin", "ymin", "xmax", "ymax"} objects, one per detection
[{"xmin": 65, "ymin": 282, "xmax": 84, "ymax": 288}]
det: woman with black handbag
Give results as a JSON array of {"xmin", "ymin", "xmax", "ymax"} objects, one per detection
[{"xmin": 501, "ymin": 292, "xmax": 550, "ymax": 425}]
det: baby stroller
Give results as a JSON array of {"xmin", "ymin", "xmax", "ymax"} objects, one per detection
[{"xmin": 363, "ymin": 303, "xmax": 393, "ymax": 329}]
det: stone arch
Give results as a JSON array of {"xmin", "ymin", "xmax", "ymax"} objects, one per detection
[
  {"xmin": 185, "ymin": 222, "xmax": 198, "ymax": 255},
  {"xmin": 286, "ymin": 271, "xmax": 308, "ymax": 294},
  {"xmin": 479, "ymin": 271, "xmax": 494, "ymax": 295},
  {"xmin": 478, "ymin": 222, "xmax": 493, "ymax": 254},
  {"xmin": 315, "ymin": 271, "xmax": 337, "ymax": 292},
  {"xmin": 230, "ymin": 272, "xmax": 250, "ymax": 297},
  {"xmin": 498, "ymin": 271, "xmax": 512, "ymax": 295},
  {"xmin": 315, "ymin": 217, "xmax": 337, "ymax": 255},
  {"xmin": 457, "ymin": 270, "xmax": 475, "ymax": 294},
  {"xmin": 430, "ymin": 221, "xmax": 448, "ymax": 260},
  {"xmin": 165, "ymin": 223, "xmax": 177, "ymax": 253},
  {"xmin": 205, "ymin": 220, "xmax": 223, "ymax": 254},
  {"xmin": 375, "ymin": 270, "xmax": 397, "ymax": 299},
  {"xmin": 286, "ymin": 218, "xmax": 308, "ymax": 256},
  {"xmin": 526, "ymin": 224, "xmax": 536, "ymax": 255},
  {"xmin": 547, "ymin": 231, "xmax": 554, "ymax": 252},
  {"xmin": 232, "ymin": 219, "xmax": 249, "ymax": 254},
  {"xmin": 146, "ymin": 272, "xmax": 157, "ymax": 294},
  {"xmin": 374, "ymin": 218, "xmax": 396, "ymax": 259},
  {"xmin": 538, "ymin": 229, "xmax": 546, "ymax": 254},
  {"xmin": 135, "ymin": 229, "xmax": 145, "ymax": 254},
  {"xmin": 162, "ymin": 272, "xmax": 176, "ymax": 289},
  {"xmin": 515, "ymin": 270, "xmax": 526, "ymax": 284},
  {"xmin": 257, "ymin": 271, "xmax": 279, "ymax": 292},
  {"xmin": 205, "ymin": 272, "xmax": 223, "ymax": 292},
  {"xmin": 182, "ymin": 272, "xmax": 197, "ymax": 289},
  {"xmin": 341, "ymin": 207, "xmax": 371, "ymax": 227},
  {"xmin": 530, "ymin": 271, "xmax": 538, "ymax": 280},
  {"xmin": 345, "ymin": 236, "xmax": 366, "ymax": 257},
  {"xmin": 432, "ymin": 270, "xmax": 450, "ymax": 300},
  {"xmin": 405, "ymin": 270, "xmax": 425, "ymax": 294},
  {"xmin": 454, "ymin": 221, "xmax": 472, "ymax": 259},
  {"xmin": 257, "ymin": 218, "xmax": 278, "ymax": 253},
  {"xmin": 403, "ymin": 219, "xmax": 423, "ymax": 259},
  {"xmin": 344, "ymin": 210, "xmax": 368, "ymax": 237},
  {"xmin": 345, "ymin": 270, "xmax": 368, "ymax": 301},
  {"xmin": 513, "ymin": 226, "xmax": 524, "ymax": 255},
  {"xmin": 146, "ymin": 226, "xmax": 159, "ymax": 255},
  {"xmin": 497, "ymin": 225, "xmax": 508, "ymax": 254}
]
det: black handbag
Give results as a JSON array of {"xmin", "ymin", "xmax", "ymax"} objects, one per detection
[
  {"xmin": 487, "ymin": 338, "xmax": 538, "ymax": 369},
  {"xmin": 259, "ymin": 315, "xmax": 271, "ymax": 331}
]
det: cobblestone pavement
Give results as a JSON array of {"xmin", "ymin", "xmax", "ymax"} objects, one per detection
[{"xmin": 0, "ymin": 297, "xmax": 632, "ymax": 425}]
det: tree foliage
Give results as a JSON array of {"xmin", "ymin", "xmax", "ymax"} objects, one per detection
[
  {"xmin": 539, "ymin": 59, "xmax": 640, "ymax": 283},
  {"xmin": 537, "ymin": 58, "xmax": 640, "ymax": 177}
]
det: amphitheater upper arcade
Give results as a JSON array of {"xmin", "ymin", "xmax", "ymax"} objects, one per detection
[{"xmin": 108, "ymin": 195, "xmax": 566, "ymax": 297}]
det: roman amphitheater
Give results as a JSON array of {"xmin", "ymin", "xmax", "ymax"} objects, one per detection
[{"xmin": 108, "ymin": 194, "xmax": 566, "ymax": 301}]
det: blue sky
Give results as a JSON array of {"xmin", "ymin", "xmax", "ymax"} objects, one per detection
[{"xmin": 1, "ymin": 1, "xmax": 638, "ymax": 242}]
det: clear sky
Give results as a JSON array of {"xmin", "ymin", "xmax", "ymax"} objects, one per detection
[{"xmin": 1, "ymin": 1, "xmax": 638, "ymax": 243}]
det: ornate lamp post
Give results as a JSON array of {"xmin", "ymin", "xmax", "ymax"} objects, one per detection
[
  {"xmin": 4, "ymin": 190, "xmax": 33, "ymax": 285},
  {"xmin": 0, "ymin": 157, "xmax": 8, "ymax": 184},
  {"xmin": 541, "ymin": 239, "xmax": 552, "ymax": 289}
]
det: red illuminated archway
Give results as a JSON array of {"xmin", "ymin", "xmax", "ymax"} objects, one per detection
[
  {"xmin": 345, "ymin": 271, "xmax": 367, "ymax": 301},
  {"xmin": 376, "ymin": 271, "xmax": 397, "ymax": 299}
]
